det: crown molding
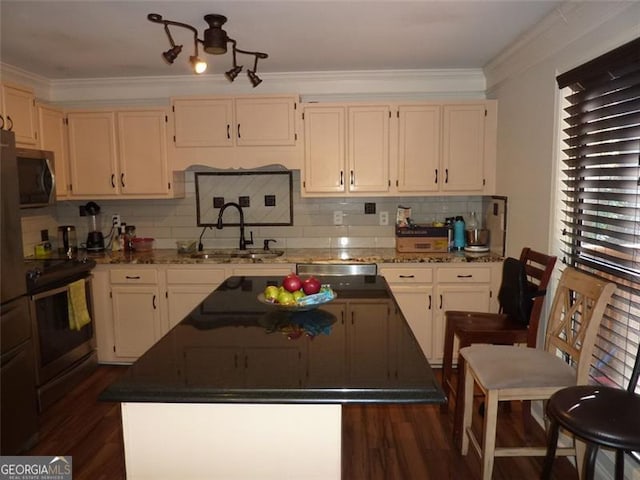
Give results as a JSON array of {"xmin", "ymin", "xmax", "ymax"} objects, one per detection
[
  {"xmin": 0, "ymin": 63, "xmax": 51, "ymax": 99},
  {"xmin": 484, "ymin": 1, "xmax": 639, "ymax": 93},
  {"xmin": 0, "ymin": 66, "xmax": 486, "ymax": 105}
]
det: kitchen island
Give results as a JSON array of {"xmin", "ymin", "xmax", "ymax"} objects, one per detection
[{"xmin": 100, "ymin": 274, "xmax": 445, "ymax": 479}]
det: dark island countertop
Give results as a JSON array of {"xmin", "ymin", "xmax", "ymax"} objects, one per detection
[{"xmin": 100, "ymin": 275, "xmax": 446, "ymax": 405}]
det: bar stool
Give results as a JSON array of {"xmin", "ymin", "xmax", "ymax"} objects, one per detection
[{"xmin": 541, "ymin": 344, "xmax": 640, "ymax": 480}]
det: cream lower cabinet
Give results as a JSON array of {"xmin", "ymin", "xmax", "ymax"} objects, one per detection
[
  {"xmin": 110, "ymin": 268, "xmax": 163, "ymax": 361},
  {"xmin": 165, "ymin": 266, "xmax": 227, "ymax": 330},
  {"xmin": 379, "ymin": 265, "xmax": 433, "ymax": 360},
  {"xmin": 432, "ymin": 264, "xmax": 499, "ymax": 364}
]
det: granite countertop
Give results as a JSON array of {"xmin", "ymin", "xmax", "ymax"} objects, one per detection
[
  {"xmin": 100, "ymin": 275, "xmax": 446, "ymax": 405},
  {"xmin": 87, "ymin": 247, "xmax": 503, "ymax": 265}
]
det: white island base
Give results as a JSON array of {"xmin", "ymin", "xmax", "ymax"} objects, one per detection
[{"xmin": 121, "ymin": 402, "xmax": 342, "ymax": 480}]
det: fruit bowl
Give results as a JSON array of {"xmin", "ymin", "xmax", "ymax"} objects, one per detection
[{"xmin": 257, "ymin": 289, "xmax": 337, "ymax": 312}]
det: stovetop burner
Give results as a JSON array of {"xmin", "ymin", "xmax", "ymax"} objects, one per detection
[{"xmin": 25, "ymin": 256, "xmax": 96, "ymax": 293}]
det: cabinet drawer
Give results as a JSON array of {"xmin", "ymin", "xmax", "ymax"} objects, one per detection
[
  {"xmin": 110, "ymin": 269, "xmax": 158, "ymax": 284},
  {"xmin": 166, "ymin": 268, "xmax": 227, "ymax": 285},
  {"xmin": 379, "ymin": 267, "xmax": 432, "ymax": 284},
  {"xmin": 436, "ymin": 267, "xmax": 491, "ymax": 283}
]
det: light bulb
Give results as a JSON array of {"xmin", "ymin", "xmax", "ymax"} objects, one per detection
[{"xmin": 190, "ymin": 56, "xmax": 207, "ymax": 74}]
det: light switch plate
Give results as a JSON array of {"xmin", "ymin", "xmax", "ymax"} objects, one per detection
[{"xmin": 333, "ymin": 211, "xmax": 343, "ymax": 225}]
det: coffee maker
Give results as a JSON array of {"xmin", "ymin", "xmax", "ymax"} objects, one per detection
[{"xmin": 83, "ymin": 201, "xmax": 105, "ymax": 252}]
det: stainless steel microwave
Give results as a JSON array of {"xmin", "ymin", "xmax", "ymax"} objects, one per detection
[{"xmin": 16, "ymin": 148, "xmax": 56, "ymax": 208}]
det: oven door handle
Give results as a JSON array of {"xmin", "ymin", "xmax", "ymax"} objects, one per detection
[{"xmin": 30, "ymin": 275, "xmax": 91, "ymax": 300}]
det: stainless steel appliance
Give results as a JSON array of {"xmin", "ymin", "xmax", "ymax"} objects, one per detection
[
  {"xmin": 1, "ymin": 129, "xmax": 39, "ymax": 454},
  {"xmin": 26, "ymin": 256, "xmax": 97, "ymax": 411},
  {"xmin": 16, "ymin": 147, "xmax": 56, "ymax": 208}
]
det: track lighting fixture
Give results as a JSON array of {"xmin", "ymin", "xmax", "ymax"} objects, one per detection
[{"xmin": 148, "ymin": 13, "xmax": 268, "ymax": 87}]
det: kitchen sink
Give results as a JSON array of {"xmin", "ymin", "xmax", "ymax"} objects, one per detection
[{"xmin": 190, "ymin": 249, "xmax": 285, "ymax": 260}]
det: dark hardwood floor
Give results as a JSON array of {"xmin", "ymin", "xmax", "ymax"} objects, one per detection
[{"xmin": 28, "ymin": 365, "xmax": 577, "ymax": 479}]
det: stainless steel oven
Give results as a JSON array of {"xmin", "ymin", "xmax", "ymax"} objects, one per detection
[{"xmin": 26, "ymin": 258, "xmax": 97, "ymax": 411}]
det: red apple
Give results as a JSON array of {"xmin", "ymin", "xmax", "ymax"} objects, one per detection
[
  {"xmin": 302, "ymin": 276, "xmax": 321, "ymax": 295},
  {"xmin": 282, "ymin": 273, "xmax": 302, "ymax": 293}
]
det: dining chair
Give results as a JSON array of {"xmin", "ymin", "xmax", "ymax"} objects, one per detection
[
  {"xmin": 442, "ymin": 248, "xmax": 556, "ymax": 445},
  {"xmin": 459, "ymin": 267, "xmax": 616, "ymax": 480},
  {"xmin": 541, "ymin": 341, "xmax": 640, "ymax": 480}
]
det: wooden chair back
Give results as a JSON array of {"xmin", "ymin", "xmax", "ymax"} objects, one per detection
[
  {"xmin": 518, "ymin": 248, "xmax": 557, "ymax": 347},
  {"xmin": 544, "ymin": 268, "xmax": 617, "ymax": 384}
]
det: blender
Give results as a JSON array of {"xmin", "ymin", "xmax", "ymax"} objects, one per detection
[{"xmin": 83, "ymin": 201, "xmax": 105, "ymax": 251}]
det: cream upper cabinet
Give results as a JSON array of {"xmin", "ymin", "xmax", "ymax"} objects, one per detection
[
  {"xmin": 302, "ymin": 106, "xmax": 345, "ymax": 193},
  {"xmin": 396, "ymin": 105, "xmax": 441, "ymax": 193},
  {"xmin": 67, "ymin": 108, "xmax": 180, "ymax": 199},
  {"xmin": 172, "ymin": 97, "xmax": 233, "ymax": 148},
  {"xmin": 117, "ymin": 109, "xmax": 170, "ymax": 195},
  {"xmin": 234, "ymin": 96, "xmax": 296, "ymax": 146},
  {"xmin": 37, "ymin": 103, "xmax": 70, "ymax": 198},
  {"xmin": 67, "ymin": 111, "xmax": 119, "ymax": 196},
  {"xmin": 172, "ymin": 95, "xmax": 297, "ymax": 148},
  {"xmin": 441, "ymin": 104, "xmax": 487, "ymax": 192},
  {"xmin": 1, "ymin": 83, "xmax": 38, "ymax": 146},
  {"xmin": 302, "ymin": 104, "xmax": 390, "ymax": 196}
]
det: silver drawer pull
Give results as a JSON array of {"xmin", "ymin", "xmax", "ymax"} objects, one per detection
[
  {"xmin": 457, "ymin": 274, "xmax": 473, "ymax": 278},
  {"xmin": 399, "ymin": 274, "xmax": 415, "ymax": 278}
]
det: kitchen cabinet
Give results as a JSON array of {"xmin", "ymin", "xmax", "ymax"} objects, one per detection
[
  {"xmin": 109, "ymin": 268, "xmax": 164, "ymax": 361},
  {"xmin": 37, "ymin": 103, "xmax": 70, "ymax": 198},
  {"xmin": 172, "ymin": 95, "xmax": 297, "ymax": 148},
  {"xmin": 301, "ymin": 100, "xmax": 497, "ymax": 197},
  {"xmin": 1, "ymin": 83, "xmax": 38, "ymax": 146},
  {"xmin": 432, "ymin": 264, "xmax": 497, "ymax": 363},
  {"xmin": 441, "ymin": 104, "xmax": 487, "ymax": 192},
  {"xmin": 169, "ymin": 94, "xmax": 300, "ymax": 170},
  {"xmin": 301, "ymin": 104, "xmax": 390, "ymax": 195},
  {"xmin": 396, "ymin": 105, "xmax": 441, "ymax": 193},
  {"xmin": 67, "ymin": 108, "xmax": 183, "ymax": 199},
  {"xmin": 306, "ymin": 299, "xmax": 392, "ymax": 384},
  {"xmin": 379, "ymin": 265, "xmax": 433, "ymax": 359},
  {"xmin": 165, "ymin": 266, "xmax": 227, "ymax": 330}
]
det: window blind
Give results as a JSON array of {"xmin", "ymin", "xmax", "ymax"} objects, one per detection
[{"xmin": 557, "ymin": 37, "xmax": 640, "ymax": 394}]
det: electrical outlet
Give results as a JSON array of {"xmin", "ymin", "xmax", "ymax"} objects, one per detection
[
  {"xmin": 112, "ymin": 214, "xmax": 121, "ymax": 227},
  {"xmin": 379, "ymin": 211, "xmax": 389, "ymax": 226},
  {"xmin": 333, "ymin": 211, "xmax": 343, "ymax": 225}
]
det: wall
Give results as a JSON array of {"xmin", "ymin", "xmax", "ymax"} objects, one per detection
[
  {"xmin": 21, "ymin": 170, "xmax": 483, "ymax": 255},
  {"xmin": 484, "ymin": 1, "xmax": 640, "ymax": 258}
]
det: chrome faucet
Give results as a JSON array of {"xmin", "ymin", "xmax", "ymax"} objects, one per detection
[{"xmin": 216, "ymin": 202, "xmax": 253, "ymax": 250}]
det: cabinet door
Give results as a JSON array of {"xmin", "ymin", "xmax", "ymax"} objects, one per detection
[
  {"xmin": 37, "ymin": 104, "xmax": 69, "ymax": 197},
  {"xmin": 172, "ymin": 98, "xmax": 233, "ymax": 147},
  {"xmin": 117, "ymin": 109, "xmax": 169, "ymax": 195},
  {"xmin": 234, "ymin": 97, "xmax": 296, "ymax": 146},
  {"xmin": 433, "ymin": 284, "xmax": 491, "ymax": 362},
  {"xmin": 111, "ymin": 285, "xmax": 162, "ymax": 358},
  {"xmin": 441, "ymin": 104, "xmax": 486, "ymax": 192},
  {"xmin": 67, "ymin": 111, "xmax": 119, "ymax": 196},
  {"xmin": 397, "ymin": 105, "xmax": 440, "ymax": 192},
  {"xmin": 349, "ymin": 301, "xmax": 391, "ymax": 383},
  {"xmin": 1, "ymin": 84, "xmax": 37, "ymax": 146},
  {"xmin": 347, "ymin": 106, "xmax": 390, "ymax": 193},
  {"xmin": 302, "ymin": 106, "xmax": 345, "ymax": 193},
  {"xmin": 389, "ymin": 284, "xmax": 433, "ymax": 360},
  {"xmin": 166, "ymin": 286, "xmax": 217, "ymax": 330}
]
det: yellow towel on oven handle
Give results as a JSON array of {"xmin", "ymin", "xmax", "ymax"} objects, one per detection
[{"xmin": 68, "ymin": 279, "xmax": 91, "ymax": 331}]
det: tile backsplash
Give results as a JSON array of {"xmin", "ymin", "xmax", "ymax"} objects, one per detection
[{"xmin": 20, "ymin": 170, "xmax": 485, "ymax": 255}]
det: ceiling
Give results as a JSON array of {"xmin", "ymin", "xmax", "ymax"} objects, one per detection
[{"xmin": 0, "ymin": 1, "xmax": 565, "ymax": 81}]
